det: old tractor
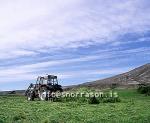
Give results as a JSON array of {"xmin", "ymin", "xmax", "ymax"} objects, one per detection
[{"xmin": 25, "ymin": 75, "xmax": 63, "ymax": 101}]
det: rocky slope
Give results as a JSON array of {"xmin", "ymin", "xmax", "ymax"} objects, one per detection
[{"xmin": 68, "ymin": 63, "xmax": 150, "ymax": 89}]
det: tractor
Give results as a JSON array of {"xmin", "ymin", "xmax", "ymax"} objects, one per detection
[{"xmin": 25, "ymin": 75, "xmax": 63, "ymax": 101}]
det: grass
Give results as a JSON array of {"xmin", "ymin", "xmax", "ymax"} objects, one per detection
[{"xmin": 0, "ymin": 89, "xmax": 150, "ymax": 123}]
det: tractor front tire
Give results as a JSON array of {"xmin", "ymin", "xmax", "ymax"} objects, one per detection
[{"xmin": 27, "ymin": 92, "xmax": 34, "ymax": 101}]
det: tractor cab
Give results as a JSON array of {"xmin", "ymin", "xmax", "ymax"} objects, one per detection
[
  {"xmin": 48, "ymin": 75, "xmax": 58, "ymax": 85},
  {"xmin": 36, "ymin": 75, "xmax": 58, "ymax": 85}
]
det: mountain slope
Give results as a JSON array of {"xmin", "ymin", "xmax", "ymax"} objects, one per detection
[{"xmin": 72, "ymin": 63, "xmax": 150, "ymax": 89}]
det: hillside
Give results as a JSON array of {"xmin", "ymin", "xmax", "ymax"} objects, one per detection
[
  {"xmin": 68, "ymin": 63, "xmax": 150, "ymax": 89},
  {"xmin": 0, "ymin": 90, "xmax": 25, "ymax": 95}
]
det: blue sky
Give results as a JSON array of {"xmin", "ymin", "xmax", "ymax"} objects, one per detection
[{"xmin": 0, "ymin": 0, "xmax": 150, "ymax": 91}]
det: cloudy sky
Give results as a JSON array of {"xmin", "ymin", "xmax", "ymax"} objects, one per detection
[{"xmin": 0, "ymin": 0, "xmax": 150, "ymax": 90}]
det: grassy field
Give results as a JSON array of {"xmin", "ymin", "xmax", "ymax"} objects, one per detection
[{"xmin": 0, "ymin": 89, "xmax": 150, "ymax": 123}]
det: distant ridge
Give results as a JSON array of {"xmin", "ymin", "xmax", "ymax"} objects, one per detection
[
  {"xmin": 66, "ymin": 63, "xmax": 150, "ymax": 89},
  {"xmin": 0, "ymin": 90, "xmax": 25, "ymax": 95}
]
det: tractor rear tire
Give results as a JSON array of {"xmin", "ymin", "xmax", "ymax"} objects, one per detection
[{"xmin": 39, "ymin": 91, "xmax": 48, "ymax": 101}]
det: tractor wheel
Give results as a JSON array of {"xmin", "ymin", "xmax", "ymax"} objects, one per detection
[
  {"xmin": 39, "ymin": 91, "xmax": 48, "ymax": 101},
  {"xmin": 27, "ymin": 92, "xmax": 34, "ymax": 101}
]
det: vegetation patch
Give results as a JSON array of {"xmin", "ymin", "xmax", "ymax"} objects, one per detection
[{"xmin": 137, "ymin": 83, "xmax": 150, "ymax": 95}]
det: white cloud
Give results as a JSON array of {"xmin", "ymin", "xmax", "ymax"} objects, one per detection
[
  {"xmin": 0, "ymin": 0, "xmax": 150, "ymax": 59},
  {"xmin": 0, "ymin": 54, "xmax": 107, "ymax": 77},
  {"xmin": 0, "ymin": 50, "xmax": 38, "ymax": 59}
]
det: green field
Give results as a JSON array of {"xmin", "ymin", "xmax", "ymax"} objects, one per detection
[{"xmin": 0, "ymin": 89, "xmax": 150, "ymax": 123}]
